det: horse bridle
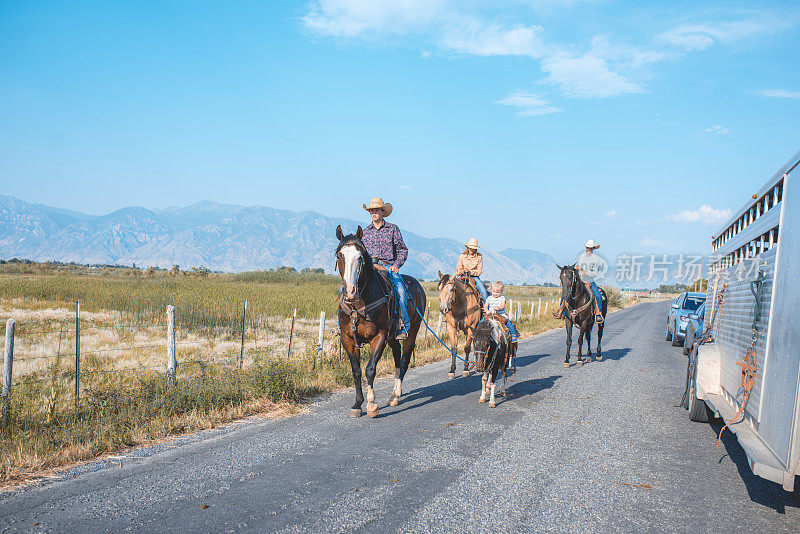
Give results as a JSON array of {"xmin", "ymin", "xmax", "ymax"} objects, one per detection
[
  {"xmin": 561, "ymin": 267, "xmax": 592, "ymax": 321},
  {"xmin": 440, "ymin": 275, "xmax": 480, "ymax": 317},
  {"xmin": 336, "ymin": 244, "xmax": 368, "ymax": 305}
]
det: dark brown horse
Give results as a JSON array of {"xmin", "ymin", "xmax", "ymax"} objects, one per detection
[
  {"xmin": 472, "ymin": 314, "xmax": 513, "ymax": 407},
  {"xmin": 437, "ymin": 272, "xmax": 483, "ymax": 379},
  {"xmin": 556, "ymin": 265, "xmax": 607, "ymax": 367},
  {"xmin": 335, "ymin": 225, "xmax": 426, "ymax": 418}
]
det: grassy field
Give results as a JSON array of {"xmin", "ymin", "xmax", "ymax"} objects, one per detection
[{"xmin": 0, "ymin": 265, "xmax": 633, "ymax": 486}]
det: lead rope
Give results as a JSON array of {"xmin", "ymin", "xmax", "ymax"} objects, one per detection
[
  {"xmin": 678, "ymin": 282, "xmax": 726, "ymax": 408},
  {"xmin": 400, "ymin": 277, "xmax": 470, "ymax": 365},
  {"xmin": 717, "ymin": 267, "xmax": 766, "ymax": 447}
]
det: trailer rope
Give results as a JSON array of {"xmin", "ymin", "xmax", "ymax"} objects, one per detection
[
  {"xmin": 679, "ymin": 281, "xmax": 726, "ymax": 409},
  {"xmin": 717, "ymin": 267, "xmax": 766, "ymax": 447}
]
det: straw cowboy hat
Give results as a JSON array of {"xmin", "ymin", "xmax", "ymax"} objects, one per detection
[
  {"xmin": 583, "ymin": 239, "xmax": 600, "ymax": 249},
  {"xmin": 363, "ymin": 197, "xmax": 393, "ymax": 217},
  {"xmin": 465, "ymin": 238, "xmax": 481, "ymax": 250}
]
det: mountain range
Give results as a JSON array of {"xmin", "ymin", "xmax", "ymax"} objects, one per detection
[{"xmin": 0, "ymin": 195, "xmax": 561, "ymax": 284}]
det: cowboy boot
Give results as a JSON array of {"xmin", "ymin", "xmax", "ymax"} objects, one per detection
[{"xmin": 594, "ymin": 300, "xmax": 603, "ymax": 324}]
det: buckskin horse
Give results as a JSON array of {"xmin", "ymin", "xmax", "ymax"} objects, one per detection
[
  {"xmin": 472, "ymin": 315, "xmax": 513, "ymax": 407},
  {"xmin": 437, "ymin": 272, "xmax": 483, "ymax": 379},
  {"xmin": 556, "ymin": 264, "xmax": 607, "ymax": 367},
  {"xmin": 335, "ymin": 225, "xmax": 426, "ymax": 418}
]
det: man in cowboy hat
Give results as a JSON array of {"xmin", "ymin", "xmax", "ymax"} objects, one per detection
[
  {"xmin": 455, "ymin": 237, "xmax": 488, "ymax": 302},
  {"xmin": 577, "ymin": 239, "xmax": 605, "ymax": 323},
  {"xmin": 361, "ymin": 197, "xmax": 412, "ymax": 339}
]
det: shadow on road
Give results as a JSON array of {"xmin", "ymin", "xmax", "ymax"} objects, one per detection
[
  {"xmin": 711, "ymin": 420, "xmax": 800, "ymax": 513},
  {"xmin": 380, "ymin": 367, "xmax": 561, "ymax": 418},
  {"xmin": 506, "ymin": 374, "xmax": 562, "ymax": 400},
  {"xmin": 595, "ymin": 347, "xmax": 631, "ymax": 362}
]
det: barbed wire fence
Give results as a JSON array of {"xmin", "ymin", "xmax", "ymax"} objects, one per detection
[{"xmin": 0, "ymin": 300, "xmax": 353, "ymax": 440}]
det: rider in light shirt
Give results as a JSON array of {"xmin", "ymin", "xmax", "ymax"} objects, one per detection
[
  {"xmin": 576, "ymin": 239, "xmax": 605, "ymax": 324},
  {"xmin": 483, "ymin": 281, "xmax": 518, "ymax": 341}
]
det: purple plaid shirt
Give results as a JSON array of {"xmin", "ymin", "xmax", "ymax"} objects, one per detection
[{"xmin": 362, "ymin": 221, "xmax": 408, "ymax": 269}]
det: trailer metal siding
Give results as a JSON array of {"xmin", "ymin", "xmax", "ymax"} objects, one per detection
[
  {"xmin": 709, "ymin": 250, "xmax": 775, "ymax": 425},
  {"xmin": 760, "ymin": 171, "xmax": 800, "ymax": 467}
]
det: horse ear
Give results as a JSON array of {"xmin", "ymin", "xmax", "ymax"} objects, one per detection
[
  {"xmin": 438, "ymin": 270, "xmax": 443, "ymax": 279},
  {"xmin": 556, "ymin": 264, "xmax": 562, "ymax": 270},
  {"xmin": 572, "ymin": 262, "xmax": 577, "ymax": 268},
  {"xmin": 336, "ymin": 225, "xmax": 343, "ymax": 241},
  {"xmin": 356, "ymin": 226, "xmax": 363, "ymax": 240}
]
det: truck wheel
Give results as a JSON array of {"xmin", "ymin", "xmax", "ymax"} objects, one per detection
[
  {"xmin": 671, "ymin": 324, "xmax": 682, "ymax": 347},
  {"xmin": 666, "ymin": 321, "xmax": 672, "ymax": 342},
  {"xmin": 688, "ymin": 374, "xmax": 710, "ymax": 423}
]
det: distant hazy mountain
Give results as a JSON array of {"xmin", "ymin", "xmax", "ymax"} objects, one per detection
[{"xmin": 0, "ymin": 195, "xmax": 560, "ymax": 284}]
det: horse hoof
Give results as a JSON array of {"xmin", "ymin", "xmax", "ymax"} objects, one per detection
[
  {"xmin": 577, "ymin": 360, "xmax": 583, "ymax": 366},
  {"xmin": 462, "ymin": 370, "xmax": 470, "ymax": 377},
  {"xmin": 367, "ymin": 404, "xmax": 379, "ymax": 418},
  {"xmin": 389, "ymin": 396, "xmax": 400, "ymax": 407},
  {"xmin": 488, "ymin": 401, "xmax": 496, "ymax": 408},
  {"xmin": 479, "ymin": 398, "xmax": 486, "ymax": 403},
  {"xmin": 498, "ymin": 392, "xmax": 505, "ymax": 397},
  {"xmin": 563, "ymin": 362, "xmax": 570, "ymax": 368},
  {"xmin": 597, "ymin": 355, "xmax": 603, "ymax": 361},
  {"xmin": 350, "ymin": 408, "xmax": 363, "ymax": 418}
]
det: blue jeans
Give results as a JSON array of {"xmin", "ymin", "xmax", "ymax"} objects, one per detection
[
  {"xmin": 388, "ymin": 271, "xmax": 411, "ymax": 333},
  {"xmin": 473, "ymin": 276, "xmax": 489, "ymax": 301},
  {"xmin": 498, "ymin": 312, "xmax": 517, "ymax": 341},
  {"xmin": 589, "ymin": 281, "xmax": 603, "ymax": 313}
]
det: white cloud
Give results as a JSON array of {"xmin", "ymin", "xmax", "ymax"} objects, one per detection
[
  {"xmin": 757, "ymin": 89, "xmax": 800, "ymax": 100},
  {"xmin": 667, "ymin": 205, "xmax": 731, "ymax": 226},
  {"xmin": 541, "ymin": 52, "xmax": 642, "ymax": 98},
  {"xmin": 399, "ymin": 184, "xmax": 411, "ymax": 190},
  {"xmin": 705, "ymin": 125, "xmax": 731, "ymax": 134},
  {"xmin": 659, "ymin": 16, "xmax": 791, "ymax": 51},
  {"xmin": 441, "ymin": 22, "xmax": 546, "ymax": 57},
  {"xmin": 496, "ymin": 91, "xmax": 562, "ymax": 116},
  {"xmin": 605, "ymin": 209, "xmax": 617, "ymax": 218}
]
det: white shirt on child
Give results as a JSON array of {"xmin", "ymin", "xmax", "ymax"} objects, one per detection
[{"xmin": 485, "ymin": 295, "xmax": 506, "ymax": 314}]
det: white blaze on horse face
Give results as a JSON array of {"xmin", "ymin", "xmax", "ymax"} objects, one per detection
[{"xmin": 340, "ymin": 244, "xmax": 361, "ymax": 300}]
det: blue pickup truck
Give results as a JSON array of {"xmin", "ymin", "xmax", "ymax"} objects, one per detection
[{"xmin": 665, "ymin": 291, "xmax": 706, "ymax": 347}]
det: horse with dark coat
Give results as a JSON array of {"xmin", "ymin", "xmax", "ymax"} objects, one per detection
[
  {"xmin": 557, "ymin": 264, "xmax": 607, "ymax": 366},
  {"xmin": 335, "ymin": 225, "xmax": 426, "ymax": 418},
  {"xmin": 472, "ymin": 314, "xmax": 514, "ymax": 407}
]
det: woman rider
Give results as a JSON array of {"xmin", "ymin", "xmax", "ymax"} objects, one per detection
[{"xmin": 455, "ymin": 238, "xmax": 489, "ymax": 302}]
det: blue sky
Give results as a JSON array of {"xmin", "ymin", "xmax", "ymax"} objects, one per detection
[{"xmin": 1, "ymin": 0, "xmax": 799, "ymax": 264}]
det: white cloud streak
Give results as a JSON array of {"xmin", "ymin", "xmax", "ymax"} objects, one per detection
[
  {"xmin": 496, "ymin": 91, "xmax": 561, "ymax": 116},
  {"xmin": 758, "ymin": 89, "xmax": 800, "ymax": 100},
  {"xmin": 667, "ymin": 205, "xmax": 731, "ymax": 226},
  {"xmin": 705, "ymin": 125, "xmax": 731, "ymax": 134}
]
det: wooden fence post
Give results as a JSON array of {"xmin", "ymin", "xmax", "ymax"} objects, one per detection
[
  {"xmin": 537, "ymin": 298, "xmax": 542, "ymax": 317},
  {"xmin": 2, "ymin": 318, "xmax": 14, "ymax": 432},
  {"xmin": 544, "ymin": 301, "xmax": 549, "ymax": 316},
  {"xmin": 435, "ymin": 313, "xmax": 443, "ymax": 337},
  {"xmin": 318, "ymin": 311, "xmax": 326, "ymax": 355},
  {"xmin": 286, "ymin": 308, "xmax": 296, "ymax": 359},
  {"xmin": 75, "ymin": 301, "xmax": 80, "ymax": 414},
  {"xmin": 530, "ymin": 302, "xmax": 535, "ymax": 319},
  {"xmin": 239, "ymin": 299, "xmax": 248, "ymax": 369},
  {"xmin": 167, "ymin": 305, "xmax": 177, "ymax": 385}
]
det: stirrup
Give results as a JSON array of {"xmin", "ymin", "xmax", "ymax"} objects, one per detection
[{"xmin": 595, "ymin": 313, "xmax": 604, "ymax": 324}]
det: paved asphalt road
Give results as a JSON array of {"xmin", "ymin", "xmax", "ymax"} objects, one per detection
[{"xmin": 1, "ymin": 301, "xmax": 799, "ymax": 532}]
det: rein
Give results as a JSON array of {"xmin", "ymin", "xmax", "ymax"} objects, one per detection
[
  {"xmin": 336, "ymin": 242, "xmax": 391, "ymax": 342},
  {"xmin": 561, "ymin": 269, "xmax": 593, "ymax": 322}
]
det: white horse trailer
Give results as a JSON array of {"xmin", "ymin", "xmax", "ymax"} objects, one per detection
[{"xmin": 688, "ymin": 149, "xmax": 800, "ymax": 491}]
